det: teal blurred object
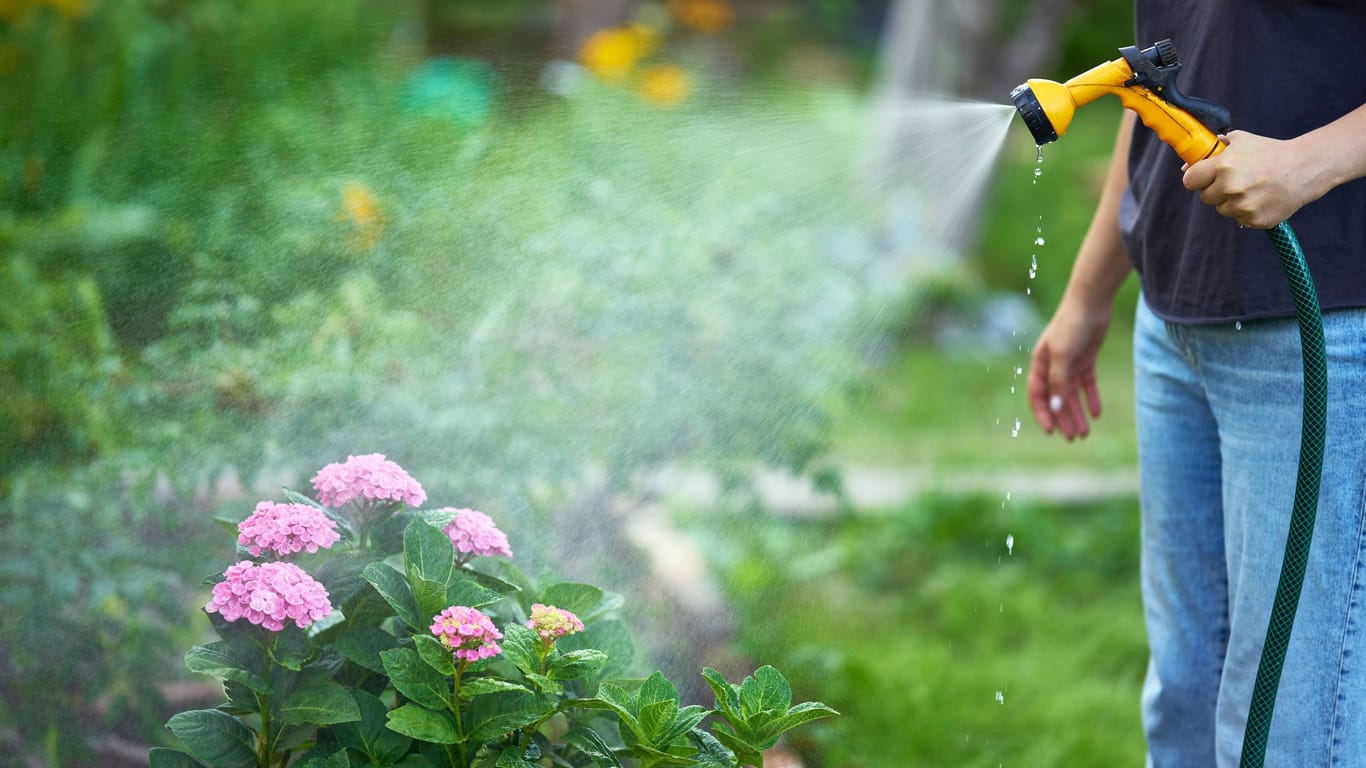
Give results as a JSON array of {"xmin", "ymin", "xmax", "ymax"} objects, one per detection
[{"xmin": 401, "ymin": 57, "xmax": 499, "ymax": 125}]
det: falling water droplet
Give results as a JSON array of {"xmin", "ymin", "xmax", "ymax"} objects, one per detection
[
  {"xmin": 1235, "ymin": 321, "xmax": 1243, "ymax": 331},
  {"xmin": 995, "ymin": 690, "xmax": 1005, "ymax": 705},
  {"xmin": 1033, "ymin": 166, "xmax": 1042, "ymax": 178},
  {"xmin": 1036, "ymin": 145, "xmax": 1044, "ymax": 164},
  {"xmin": 1007, "ymin": 534, "xmax": 1015, "ymax": 554},
  {"xmin": 1029, "ymin": 254, "xmax": 1038, "ymax": 279},
  {"xmin": 1014, "ymin": 366, "xmax": 1023, "ymax": 376},
  {"xmin": 1010, "ymin": 418, "xmax": 1021, "ymax": 438},
  {"xmin": 1010, "ymin": 386, "xmax": 1015, "ymax": 394},
  {"xmin": 1034, "ymin": 236, "xmax": 1045, "ymax": 246}
]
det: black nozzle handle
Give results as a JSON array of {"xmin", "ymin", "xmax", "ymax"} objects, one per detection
[{"xmin": 1121, "ymin": 41, "xmax": 1232, "ymax": 135}]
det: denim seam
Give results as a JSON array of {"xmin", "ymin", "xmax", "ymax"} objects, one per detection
[{"xmin": 1325, "ymin": 445, "xmax": 1366, "ymax": 767}]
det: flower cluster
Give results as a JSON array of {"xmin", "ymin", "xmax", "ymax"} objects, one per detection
[
  {"xmin": 442, "ymin": 508, "xmax": 513, "ymax": 560},
  {"xmin": 312, "ymin": 453, "xmax": 427, "ymax": 509},
  {"xmin": 579, "ymin": 24, "xmax": 659, "ymax": 82},
  {"xmin": 237, "ymin": 501, "xmax": 340, "ymax": 558},
  {"xmin": 527, "ymin": 603, "xmax": 584, "ymax": 647},
  {"xmin": 431, "ymin": 606, "xmax": 503, "ymax": 662},
  {"xmin": 668, "ymin": 0, "xmax": 734, "ymax": 33},
  {"xmin": 338, "ymin": 180, "xmax": 384, "ymax": 251},
  {"xmin": 206, "ymin": 561, "xmax": 332, "ymax": 631}
]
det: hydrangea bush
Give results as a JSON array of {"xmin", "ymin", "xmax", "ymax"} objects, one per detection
[{"xmin": 154, "ymin": 455, "xmax": 835, "ymax": 768}]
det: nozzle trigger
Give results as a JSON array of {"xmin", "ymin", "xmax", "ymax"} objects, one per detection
[{"xmin": 1120, "ymin": 40, "xmax": 1232, "ymax": 135}]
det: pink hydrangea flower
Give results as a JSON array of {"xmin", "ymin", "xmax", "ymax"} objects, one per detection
[
  {"xmin": 206, "ymin": 561, "xmax": 332, "ymax": 631},
  {"xmin": 527, "ymin": 603, "xmax": 584, "ymax": 646},
  {"xmin": 311, "ymin": 453, "xmax": 427, "ymax": 509},
  {"xmin": 237, "ymin": 501, "xmax": 341, "ymax": 557},
  {"xmin": 441, "ymin": 508, "xmax": 513, "ymax": 560},
  {"xmin": 430, "ymin": 605, "xmax": 503, "ymax": 662}
]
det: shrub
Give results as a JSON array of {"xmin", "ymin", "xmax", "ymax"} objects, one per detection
[{"xmin": 155, "ymin": 454, "xmax": 836, "ymax": 767}]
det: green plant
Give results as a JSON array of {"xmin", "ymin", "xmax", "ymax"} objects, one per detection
[
  {"xmin": 155, "ymin": 455, "xmax": 835, "ymax": 767},
  {"xmin": 695, "ymin": 494, "xmax": 1146, "ymax": 766}
]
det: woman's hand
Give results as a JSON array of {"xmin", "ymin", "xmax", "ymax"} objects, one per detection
[{"xmin": 1182, "ymin": 129, "xmax": 1335, "ymax": 229}]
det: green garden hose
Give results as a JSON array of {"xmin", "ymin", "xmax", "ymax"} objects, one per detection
[{"xmin": 1239, "ymin": 221, "xmax": 1327, "ymax": 768}]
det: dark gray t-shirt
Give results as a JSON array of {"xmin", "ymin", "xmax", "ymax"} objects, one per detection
[{"xmin": 1121, "ymin": 0, "xmax": 1366, "ymax": 324}]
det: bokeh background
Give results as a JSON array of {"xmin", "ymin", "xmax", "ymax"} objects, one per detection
[{"xmin": 2, "ymin": 0, "xmax": 1146, "ymax": 765}]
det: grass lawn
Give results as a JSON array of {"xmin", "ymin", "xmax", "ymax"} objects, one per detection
[
  {"xmin": 692, "ymin": 495, "xmax": 1148, "ymax": 767},
  {"xmin": 830, "ymin": 306, "xmax": 1139, "ymax": 471}
]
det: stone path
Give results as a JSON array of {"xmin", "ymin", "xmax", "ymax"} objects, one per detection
[{"xmin": 638, "ymin": 463, "xmax": 1140, "ymax": 515}]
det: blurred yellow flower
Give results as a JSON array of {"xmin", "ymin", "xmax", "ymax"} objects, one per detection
[
  {"xmin": 668, "ymin": 0, "xmax": 734, "ymax": 33},
  {"xmin": 637, "ymin": 65, "xmax": 691, "ymax": 108},
  {"xmin": 46, "ymin": 0, "xmax": 91, "ymax": 19},
  {"xmin": 338, "ymin": 180, "xmax": 384, "ymax": 251},
  {"xmin": 579, "ymin": 24, "xmax": 659, "ymax": 82},
  {"xmin": 0, "ymin": 0, "xmax": 91, "ymax": 21}
]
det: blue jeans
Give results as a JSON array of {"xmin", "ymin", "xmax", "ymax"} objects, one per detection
[{"xmin": 1134, "ymin": 294, "xmax": 1366, "ymax": 767}]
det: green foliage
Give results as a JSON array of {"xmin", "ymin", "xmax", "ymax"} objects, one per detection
[
  {"xmin": 700, "ymin": 494, "xmax": 1146, "ymax": 766},
  {"xmin": 701, "ymin": 667, "xmax": 837, "ymax": 767},
  {"xmin": 0, "ymin": 254, "xmax": 123, "ymax": 477},
  {"xmin": 161, "ymin": 462, "xmax": 835, "ymax": 767}
]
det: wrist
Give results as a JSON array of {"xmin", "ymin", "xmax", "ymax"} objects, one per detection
[{"xmin": 1288, "ymin": 133, "xmax": 1341, "ymax": 203}]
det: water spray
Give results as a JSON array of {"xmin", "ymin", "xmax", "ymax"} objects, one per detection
[{"xmin": 1010, "ymin": 40, "xmax": 1326, "ymax": 768}]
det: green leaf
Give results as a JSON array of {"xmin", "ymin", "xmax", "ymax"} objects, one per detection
[
  {"xmin": 739, "ymin": 666, "xmax": 791, "ymax": 719},
  {"xmin": 495, "ymin": 746, "xmax": 541, "ymax": 768},
  {"xmin": 461, "ymin": 567, "xmax": 523, "ymax": 596},
  {"xmin": 537, "ymin": 582, "xmax": 618, "ymax": 622},
  {"xmin": 386, "ymin": 703, "xmax": 461, "ymax": 744},
  {"xmin": 560, "ymin": 618, "xmax": 635, "ymax": 679},
  {"xmin": 564, "ymin": 727, "xmax": 624, "ymax": 768},
  {"xmin": 465, "ymin": 691, "xmax": 553, "ymax": 742},
  {"xmin": 411, "ymin": 574, "xmax": 450, "ymax": 625},
  {"xmin": 381, "ymin": 647, "xmax": 452, "ymax": 710},
  {"xmin": 279, "ymin": 682, "xmax": 363, "ymax": 725},
  {"xmin": 413, "ymin": 633, "xmax": 456, "ymax": 676},
  {"xmin": 548, "ymin": 649, "xmax": 608, "ymax": 681},
  {"xmin": 338, "ymin": 581, "xmax": 395, "ymax": 629},
  {"xmin": 447, "ymin": 572, "xmax": 505, "ymax": 609},
  {"xmin": 587, "ymin": 685, "xmax": 646, "ymax": 744},
  {"xmin": 363, "ymin": 561, "xmax": 421, "ymax": 630},
  {"xmin": 405, "ymin": 519, "xmax": 455, "ymax": 586},
  {"xmin": 709, "ymin": 728, "xmax": 761, "ymax": 768},
  {"xmin": 640, "ymin": 672, "xmax": 680, "ymax": 709},
  {"xmin": 754, "ymin": 701, "xmax": 840, "ymax": 746},
  {"xmin": 283, "ymin": 487, "xmax": 329, "ymax": 512},
  {"xmin": 184, "ymin": 644, "xmax": 266, "ymax": 691},
  {"xmin": 687, "ymin": 728, "xmax": 736, "ymax": 768},
  {"xmin": 312, "ymin": 551, "xmax": 381, "ymax": 606},
  {"xmin": 460, "ymin": 676, "xmax": 532, "ymax": 699},
  {"xmin": 524, "ymin": 672, "xmax": 563, "ymax": 696},
  {"xmin": 498, "ymin": 623, "xmax": 542, "ymax": 676},
  {"xmin": 292, "ymin": 750, "xmax": 350, "ymax": 768},
  {"xmin": 638, "ymin": 698, "xmax": 679, "ymax": 744},
  {"xmin": 659, "ymin": 706, "xmax": 711, "ymax": 746},
  {"xmin": 270, "ymin": 625, "xmax": 312, "ymax": 671},
  {"xmin": 148, "ymin": 747, "xmax": 206, "ymax": 768},
  {"xmin": 701, "ymin": 668, "xmax": 740, "ymax": 719},
  {"xmin": 165, "ymin": 710, "xmax": 256, "ymax": 768},
  {"xmin": 329, "ymin": 626, "xmax": 399, "ymax": 674},
  {"xmin": 221, "ymin": 680, "xmax": 258, "ymax": 715},
  {"xmin": 334, "ymin": 690, "xmax": 413, "ymax": 765}
]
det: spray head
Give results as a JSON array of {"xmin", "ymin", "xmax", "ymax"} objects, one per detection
[
  {"xmin": 1008, "ymin": 81, "xmax": 1058, "ymax": 146},
  {"xmin": 1008, "ymin": 40, "xmax": 1231, "ymax": 164}
]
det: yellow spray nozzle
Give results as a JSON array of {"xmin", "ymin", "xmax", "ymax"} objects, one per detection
[{"xmin": 1009, "ymin": 40, "xmax": 1230, "ymax": 165}]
